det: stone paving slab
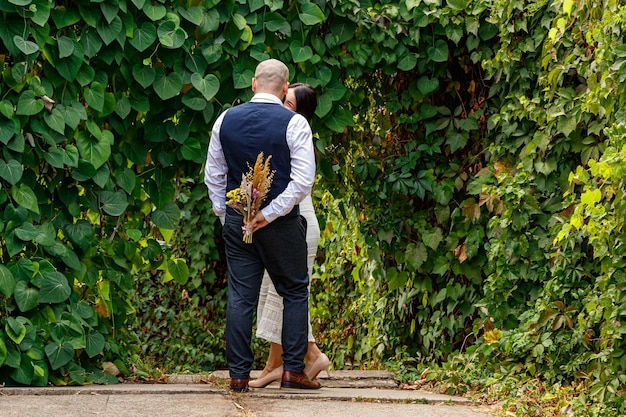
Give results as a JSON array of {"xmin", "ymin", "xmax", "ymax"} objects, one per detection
[
  {"xmin": 0, "ymin": 383, "xmax": 469, "ymax": 404},
  {"xmin": 207, "ymin": 369, "xmax": 400, "ymax": 389},
  {"xmin": 0, "ymin": 391, "xmax": 494, "ymax": 417},
  {"xmin": 0, "ymin": 373, "xmax": 495, "ymax": 417}
]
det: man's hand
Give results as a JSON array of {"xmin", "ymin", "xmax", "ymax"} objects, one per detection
[{"xmin": 244, "ymin": 211, "xmax": 269, "ymax": 234}]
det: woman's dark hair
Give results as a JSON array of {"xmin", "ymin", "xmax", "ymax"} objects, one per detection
[{"xmin": 290, "ymin": 83, "xmax": 317, "ymax": 122}]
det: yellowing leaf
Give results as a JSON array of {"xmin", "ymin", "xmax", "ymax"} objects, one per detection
[
  {"xmin": 581, "ymin": 188, "xmax": 602, "ymax": 206},
  {"xmin": 563, "ymin": 0, "xmax": 574, "ymax": 16}
]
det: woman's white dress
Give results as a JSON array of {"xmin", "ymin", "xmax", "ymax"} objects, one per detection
[{"xmin": 255, "ymin": 194, "xmax": 320, "ymax": 343}]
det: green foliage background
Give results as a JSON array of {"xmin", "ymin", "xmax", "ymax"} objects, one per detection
[{"xmin": 1, "ymin": 0, "xmax": 626, "ymax": 413}]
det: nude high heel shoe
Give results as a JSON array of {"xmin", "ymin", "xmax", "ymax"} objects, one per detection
[
  {"xmin": 304, "ymin": 353, "xmax": 330, "ymax": 380},
  {"xmin": 248, "ymin": 366, "xmax": 283, "ymax": 388}
]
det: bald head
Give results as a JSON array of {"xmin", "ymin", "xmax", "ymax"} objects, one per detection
[{"xmin": 252, "ymin": 59, "xmax": 289, "ymax": 98}]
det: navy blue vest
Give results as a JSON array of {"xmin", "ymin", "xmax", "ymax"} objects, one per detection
[{"xmin": 220, "ymin": 101, "xmax": 296, "ymax": 216}]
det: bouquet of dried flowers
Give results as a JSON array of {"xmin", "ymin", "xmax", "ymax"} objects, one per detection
[{"xmin": 225, "ymin": 152, "xmax": 274, "ymax": 243}]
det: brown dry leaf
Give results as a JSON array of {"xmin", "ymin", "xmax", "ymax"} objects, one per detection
[
  {"xmin": 455, "ymin": 243, "xmax": 467, "ymax": 263},
  {"xmin": 102, "ymin": 361, "xmax": 120, "ymax": 376}
]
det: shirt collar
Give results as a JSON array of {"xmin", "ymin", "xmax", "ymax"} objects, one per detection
[{"xmin": 251, "ymin": 93, "xmax": 283, "ymax": 105}]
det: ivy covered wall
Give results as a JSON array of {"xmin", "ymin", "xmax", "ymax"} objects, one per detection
[{"xmin": 1, "ymin": 1, "xmax": 626, "ymax": 412}]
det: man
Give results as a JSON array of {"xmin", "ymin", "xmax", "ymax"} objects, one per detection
[{"xmin": 204, "ymin": 59, "xmax": 320, "ymax": 392}]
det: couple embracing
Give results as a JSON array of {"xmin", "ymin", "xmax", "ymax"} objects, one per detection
[{"xmin": 205, "ymin": 59, "xmax": 329, "ymax": 392}]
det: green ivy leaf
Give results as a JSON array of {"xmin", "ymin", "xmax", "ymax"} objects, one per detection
[
  {"xmin": 417, "ymin": 76, "xmax": 439, "ymax": 95},
  {"xmin": 95, "ymin": 166, "xmax": 110, "ymax": 188},
  {"xmin": 478, "ymin": 23, "xmax": 498, "ymax": 41},
  {"xmin": 407, "ymin": 242, "xmax": 429, "ymax": 270},
  {"xmin": 165, "ymin": 121, "xmax": 189, "ymax": 144},
  {"xmin": 85, "ymin": 332, "xmax": 105, "ymax": 358},
  {"xmin": 38, "ymin": 271, "xmax": 71, "ymax": 304},
  {"xmin": 44, "ymin": 146, "xmax": 65, "ymax": 169},
  {"xmin": 316, "ymin": 94, "xmax": 332, "ymax": 118},
  {"xmin": 249, "ymin": 0, "xmax": 264, "ymax": 12},
  {"xmin": 428, "ymin": 39, "xmax": 449, "ymax": 63},
  {"xmin": 423, "ymin": 227, "xmax": 444, "ymax": 250},
  {"xmin": 299, "ymin": 3, "xmax": 325, "ymax": 25},
  {"xmin": 100, "ymin": 190, "xmax": 129, "ymax": 216},
  {"xmin": 50, "ymin": 314, "xmax": 86, "ymax": 349},
  {"xmin": 60, "ymin": 102, "xmax": 88, "ymax": 130},
  {"xmin": 0, "ymin": 265, "xmax": 16, "ymax": 297},
  {"xmin": 5, "ymin": 230, "xmax": 25, "ymax": 257},
  {"xmin": 11, "ymin": 184, "xmax": 40, "ymax": 214},
  {"xmin": 16, "ymin": 90, "xmax": 44, "ymax": 116},
  {"xmin": 326, "ymin": 106, "xmax": 353, "ymax": 133},
  {"xmin": 178, "ymin": 6, "xmax": 204, "ymax": 25},
  {"xmin": 290, "ymin": 40, "xmax": 314, "ymax": 63},
  {"xmin": 34, "ymin": 222, "xmax": 56, "ymax": 247},
  {"xmin": 115, "ymin": 167, "xmax": 136, "ymax": 194},
  {"xmin": 80, "ymin": 30, "xmax": 103, "ymax": 58},
  {"xmin": 45, "ymin": 342, "xmax": 74, "ymax": 370},
  {"xmin": 265, "ymin": 14, "xmax": 288, "ymax": 32},
  {"xmin": 446, "ymin": 131, "xmax": 468, "ymax": 153},
  {"xmin": 267, "ymin": 0, "xmax": 283, "ymax": 11},
  {"xmin": 153, "ymin": 68, "xmax": 183, "ymax": 100},
  {"xmin": 84, "ymin": 82, "xmax": 105, "ymax": 112},
  {"xmin": 141, "ymin": 239, "xmax": 163, "ymax": 263},
  {"xmin": 167, "ymin": 258, "xmax": 189, "ymax": 285},
  {"xmin": 14, "ymin": 222, "xmax": 38, "ymax": 241},
  {"xmin": 63, "ymin": 220, "xmax": 94, "ymax": 252},
  {"xmin": 330, "ymin": 18, "xmax": 356, "ymax": 44},
  {"xmin": 129, "ymin": 22, "xmax": 157, "ymax": 52},
  {"xmin": 182, "ymin": 93, "xmax": 207, "ymax": 111},
  {"xmin": 191, "ymin": 73, "xmax": 220, "ymax": 101},
  {"xmin": 100, "ymin": 2, "xmax": 118, "ymax": 24},
  {"xmin": 115, "ymin": 96, "xmax": 131, "ymax": 118},
  {"xmin": 14, "ymin": 281, "xmax": 39, "ymax": 312},
  {"xmin": 6, "ymin": 317, "xmax": 27, "ymax": 344},
  {"xmin": 132, "ymin": 65, "xmax": 156, "ymax": 88},
  {"xmin": 44, "ymin": 108, "xmax": 66, "ymax": 134},
  {"xmin": 201, "ymin": 44, "xmax": 222, "ymax": 65},
  {"xmin": 10, "ymin": 356, "xmax": 34, "ymax": 385},
  {"xmin": 0, "ymin": 338, "xmax": 7, "ymax": 367},
  {"xmin": 446, "ymin": 0, "xmax": 469, "ymax": 10},
  {"xmin": 65, "ymin": 145, "xmax": 80, "ymax": 167},
  {"xmin": 325, "ymin": 80, "xmax": 348, "ymax": 101},
  {"xmin": 0, "ymin": 159, "xmax": 23, "ymax": 184},
  {"xmin": 97, "ymin": 15, "xmax": 122, "ymax": 45},
  {"xmin": 223, "ymin": 19, "xmax": 244, "ymax": 47},
  {"xmin": 152, "ymin": 202, "xmax": 180, "ymax": 229},
  {"xmin": 13, "ymin": 35, "xmax": 39, "ymax": 55},
  {"xmin": 51, "ymin": 6, "xmax": 80, "ymax": 28},
  {"xmin": 76, "ymin": 131, "xmax": 111, "ymax": 169},
  {"xmin": 181, "ymin": 136, "xmax": 202, "ymax": 161},
  {"xmin": 157, "ymin": 20, "xmax": 187, "ymax": 49},
  {"xmin": 398, "ymin": 53, "xmax": 417, "ymax": 71},
  {"xmin": 51, "ymin": 250, "xmax": 75, "ymax": 275},
  {"xmin": 56, "ymin": 47, "xmax": 83, "ymax": 81},
  {"xmin": 58, "ymin": 36, "xmax": 75, "ymax": 58},
  {"xmin": 445, "ymin": 23, "xmax": 463, "ymax": 45},
  {"xmin": 143, "ymin": 2, "xmax": 166, "ymax": 20},
  {"xmin": 232, "ymin": 64, "xmax": 254, "ymax": 89},
  {"xmin": 0, "ymin": 119, "xmax": 16, "ymax": 144}
]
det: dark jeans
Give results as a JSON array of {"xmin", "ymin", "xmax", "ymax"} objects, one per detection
[{"xmin": 223, "ymin": 212, "xmax": 309, "ymax": 379}]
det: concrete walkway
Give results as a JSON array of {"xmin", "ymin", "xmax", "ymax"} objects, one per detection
[{"xmin": 0, "ymin": 371, "xmax": 495, "ymax": 417}]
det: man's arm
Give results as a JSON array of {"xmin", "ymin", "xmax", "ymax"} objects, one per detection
[
  {"xmin": 204, "ymin": 112, "xmax": 228, "ymax": 224},
  {"xmin": 258, "ymin": 113, "xmax": 315, "ymax": 224}
]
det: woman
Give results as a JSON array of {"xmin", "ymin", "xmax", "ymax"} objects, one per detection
[{"xmin": 250, "ymin": 83, "xmax": 330, "ymax": 388}]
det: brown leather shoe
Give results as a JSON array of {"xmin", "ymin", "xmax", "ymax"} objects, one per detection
[
  {"xmin": 280, "ymin": 370, "xmax": 321, "ymax": 389},
  {"xmin": 230, "ymin": 377, "xmax": 250, "ymax": 393}
]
